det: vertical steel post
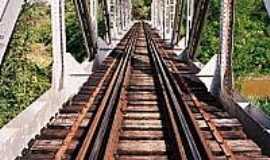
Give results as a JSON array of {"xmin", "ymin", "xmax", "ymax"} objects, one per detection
[
  {"xmin": 186, "ymin": 0, "xmax": 210, "ymax": 60},
  {"xmin": 220, "ymin": 0, "xmax": 235, "ymax": 93},
  {"xmin": 52, "ymin": 0, "xmax": 66, "ymax": 91},
  {"xmin": 186, "ymin": 0, "xmax": 194, "ymax": 45}
]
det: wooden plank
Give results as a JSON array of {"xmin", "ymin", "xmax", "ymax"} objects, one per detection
[
  {"xmin": 197, "ymin": 120, "xmax": 209, "ymax": 130},
  {"xmin": 209, "ymin": 112, "xmax": 230, "ymax": 119},
  {"xmin": 207, "ymin": 140, "xmax": 223, "ymax": 155},
  {"xmin": 40, "ymin": 128, "xmax": 69, "ymax": 139},
  {"xmin": 226, "ymin": 140, "xmax": 261, "ymax": 153},
  {"xmin": 122, "ymin": 120, "xmax": 163, "ymax": 130},
  {"xmin": 31, "ymin": 140, "xmax": 63, "ymax": 152},
  {"xmin": 128, "ymin": 94, "xmax": 157, "ymax": 101},
  {"xmin": 128, "ymin": 101, "xmax": 158, "ymax": 105},
  {"xmin": 120, "ymin": 131, "xmax": 164, "ymax": 140},
  {"xmin": 26, "ymin": 153, "xmax": 55, "ymax": 160},
  {"xmin": 117, "ymin": 140, "xmax": 167, "ymax": 155},
  {"xmin": 126, "ymin": 106, "xmax": 159, "ymax": 112},
  {"xmin": 212, "ymin": 119, "xmax": 242, "ymax": 129},
  {"xmin": 118, "ymin": 155, "xmax": 168, "ymax": 160},
  {"xmin": 124, "ymin": 112, "xmax": 161, "ymax": 120},
  {"xmin": 128, "ymin": 85, "xmax": 156, "ymax": 91},
  {"xmin": 219, "ymin": 131, "xmax": 246, "ymax": 140}
]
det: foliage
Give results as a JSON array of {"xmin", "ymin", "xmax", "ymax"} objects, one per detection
[
  {"xmin": 65, "ymin": 0, "xmax": 88, "ymax": 62},
  {"xmin": 255, "ymin": 98, "xmax": 270, "ymax": 115},
  {"xmin": 132, "ymin": 0, "xmax": 151, "ymax": 19},
  {"xmin": 199, "ymin": 0, "xmax": 270, "ymax": 77},
  {"xmin": 200, "ymin": 0, "xmax": 270, "ymax": 114},
  {"xmin": 0, "ymin": 3, "xmax": 52, "ymax": 127},
  {"xmin": 96, "ymin": 2, "xmax": 107, "ymax": 39}
]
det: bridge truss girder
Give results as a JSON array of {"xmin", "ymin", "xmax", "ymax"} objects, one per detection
[
  {"xmin": 151, "ymin": 0, "xmax": 177, "ymax": 40},
  {"xmin": 51, "ymin": 0, "xmax": 132, "ymax": 90},
  {"xmin": 108, "ymin": 0, "xmax": 132, "ymax": 40},
  {"xmin": 74, "ymin": 0, "xmax": 98, "ymax": 61},
  {"xmin": 151, "ymin": 0, "xmax": 235, "ymax": 94}
]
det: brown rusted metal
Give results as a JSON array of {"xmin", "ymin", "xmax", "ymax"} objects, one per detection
[
  {"xmin": 54, "ymin": 47, "xmax": 120, "ymax": 159},
  {"xmin": 18, "ymin": 26, "xmax": 136, "ymax": 160},
  {"xmin": 220, "ymin": 0, "xmax": 235, "ymax": 92},
  {"xmin": 75, "ymin": 25, "xmax": 138, "ymax": 160},
  {"xmin": 144, "ymin": 23, "xmax": 270, "ymax": 159},
  {"xmin": 144, "ymin": 23, "xmax": 212, "ymax": 159},
  {"xmin": 103, "ymin": 53, "xmax": 131, "ymax": 159},
  {"xmin": 18, "ymin": 21, "xmax": 269, "ymax": 160}
]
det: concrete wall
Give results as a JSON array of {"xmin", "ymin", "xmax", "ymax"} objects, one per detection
[{"xmin": 0, "ymin": 81, "xmax": 88, "ymax": 160}]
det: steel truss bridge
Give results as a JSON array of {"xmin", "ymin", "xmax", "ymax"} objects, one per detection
[{"xmin": 0, "ymin": 0, "xmax": 270, "ymax": 159}]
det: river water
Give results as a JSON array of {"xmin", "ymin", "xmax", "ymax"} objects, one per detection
[{"xmin": 240, "ymin": 77, "xmax": 270, "ymax": 97}]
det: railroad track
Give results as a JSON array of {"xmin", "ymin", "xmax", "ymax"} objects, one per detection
[
  {"xmin": 18, "ymin": 23, "xmax": 269, "ymax": 160},
  {"xmin": 18, "ymin": 24, "xmax": 138, "ymax": 160},
  {"xmin": 143, "ymin": 23, "xmax": 270, "ymax": 160}
]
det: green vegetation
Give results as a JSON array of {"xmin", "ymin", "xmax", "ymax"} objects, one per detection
[
  {"xmin": 97, "ymin": 2, "xmax": 107, "ymax": 39},
  {"xmin": 0, "ymin": 3, "xmax": 52, "ymax": 127},
  {"xmin": 132, "ymin": 0, "xmax": 151, "ymax": 19},
  {"xmin": 65, "ymin": 0, "xmax": 88, "ymax": 62},
  {"xmin": 200, "ymin": 0, "xmax": 270, "ymax": 114},
  {"xmin": 200, "ymin": 0, "xmax": 270, "ymax": 77},
  {"xmin": 257, "ymin": 99, "xmax": 270, "ymax": 115}
]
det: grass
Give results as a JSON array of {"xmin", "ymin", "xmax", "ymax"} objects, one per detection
[
  {"xmin": 0, "ymin": 3, "xmax": 52, "ymax": 128},
  {"xmin": 259, "ymin": 99, "xmax": 270, "ymax": 116}
]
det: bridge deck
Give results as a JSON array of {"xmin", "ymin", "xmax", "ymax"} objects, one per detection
[{"xmin": 16, "ymin": 23, "xmax": 269, "ymax": 160}]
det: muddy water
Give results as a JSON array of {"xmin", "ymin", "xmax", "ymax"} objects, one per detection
[{"xmin": 240, "ymin": 78, "xmax": 270, "ymax": 97}]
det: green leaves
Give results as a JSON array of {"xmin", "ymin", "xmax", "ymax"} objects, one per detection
[
  {"xmin": 199, "ymin": 0, "xmax": 270, "ymax": 77},
  {"xmin": 200, "ymin": 0, "xmax": 270, "ymax": 115},
  {"xmin": 132, "ymin": 0, "xmax": 151, "ymax": 19},
  {"xmin": 0, "ymin": 3, "xmax": 51, "ymax": 128},
  {"xmin": 65, "ymin": 0, "xmax": 87, "ymax": 63}
]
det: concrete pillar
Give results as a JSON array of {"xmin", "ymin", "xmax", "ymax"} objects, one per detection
[{"xmin": 51, "ymin": 0, "xmax": 66, "ymax": 91}]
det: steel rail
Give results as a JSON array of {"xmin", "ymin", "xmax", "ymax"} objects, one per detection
[
  {"xmin": 144, "ymin": 25, "xmax": 188, "ymax": 159},
  {"xmin": 144, "ymin": 23, "xmax": 213, "ymax": 160},
  {"xmin": 102, "ymin": 45, "xmax": 132, "ymax": 158},
  {"xmin": 75, "ymin": 24, "xmax": 138, "ymax": 160},
  {"xmin": 54, "ymin": 25, "xmax": 136, "ymax": 160}
]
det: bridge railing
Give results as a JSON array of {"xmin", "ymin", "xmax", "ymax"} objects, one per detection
[{"xmin": 0, "ymin": 0, "xmax": 24, "ymax": 65}]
